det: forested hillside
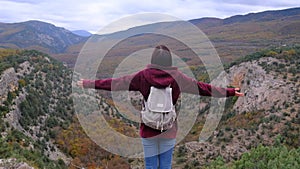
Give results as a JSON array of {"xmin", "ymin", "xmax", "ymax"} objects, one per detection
[
  {"xmin": 0, "ymin": 49, "xmax": 134, "ymax": 168},
  {"xmin": 0, "ymin": 45, "xmax": 299, "ymax": 168},
  {"xmin": 0, "ymin": 49, "xmax": 72, "ymax": 168}
]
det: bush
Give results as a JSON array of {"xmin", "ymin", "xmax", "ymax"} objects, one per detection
[
  {"xmin": 234, "ymin": 144, "xmax": 300, "ymax": 169},
  {"xmin": 206, "ymin": 143, "xmax": 300, "ymax": 169},
  {"xmin": 177, "ymin": 145, "xmax": 187, "ymax": 157},
  {"xmin": 206, "ymin": 156, "xmax": 227, "ymax": 169},
  {"xmin": 176, "ymin": 157, "xmax": 187, "ymax": 164}
]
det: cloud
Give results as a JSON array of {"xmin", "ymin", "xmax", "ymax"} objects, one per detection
[
  {"xmin": 0, "ymin": 0, "xmax": 299, "ymax": 33},
  {"xmin": 222, "ymin": 0, "xmax": 299, "ymax": 7}
]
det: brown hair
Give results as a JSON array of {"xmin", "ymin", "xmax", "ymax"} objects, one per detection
[{"xmin": 151, "ymin": 45, "xmax": 172, "ymax": 67}]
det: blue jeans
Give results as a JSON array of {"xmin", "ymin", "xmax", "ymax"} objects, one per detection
[{"xmin": 142, "ymin": 138, "xmax": 176, "ymax": 169}]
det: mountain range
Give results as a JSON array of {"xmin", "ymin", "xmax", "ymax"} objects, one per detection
[
  {"xmin": 0, "ymin": 7, "xmax": 300, "ymax": 67},
  {"xmin": 0, "ymin": 20, "xmax": 87, "ymax": 54}
]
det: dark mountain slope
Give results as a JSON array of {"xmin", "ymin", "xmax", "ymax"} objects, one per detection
[{"xmin": 0, "ymin": 20, "xmax": 87, "ymax": 53}]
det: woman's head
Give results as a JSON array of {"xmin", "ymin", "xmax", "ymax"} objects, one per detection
[{"xmin": 151, "ymin": 45, "xmax": 172, "ymax": 67}]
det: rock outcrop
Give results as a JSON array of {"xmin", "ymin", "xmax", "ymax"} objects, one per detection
[
  {"xmin": 0, "ymin": 68, "xmax": 18, "ymax": 104},
  {"xmin": 228, "ymin": 57, "xmax": 294, "ymax": 114},
  {"xmin": 0, "ymin": 158, "xmax": 34, "ymax": 169},
  {"xmin": 172, "ymin": 56, "xmax": 299, "ymax": 167}
]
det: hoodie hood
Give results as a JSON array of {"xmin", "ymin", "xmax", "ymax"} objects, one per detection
[{"xmin": 143, "ymin": 64, "xmax": 179, "ymax": 88}]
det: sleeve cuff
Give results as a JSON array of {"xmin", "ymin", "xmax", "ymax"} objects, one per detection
[
  {"xmin": 227, "ymin": 88, "xmax": 236, "ymax": 97},
  {"xmin": 83, "ymin": 80, "xmax": 95, "ymax": 88}
]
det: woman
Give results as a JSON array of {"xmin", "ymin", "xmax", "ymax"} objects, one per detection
[{"xmin": 77, "ymin": 45, "xmax": 244, "ymax": 169}]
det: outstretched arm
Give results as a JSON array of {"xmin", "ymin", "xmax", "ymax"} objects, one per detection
[
  {"xmin": 76, "ymin": 73, "xmax": 141, "ymax": 91},
  {"xmin": 178, "ymin": 73, "xmax": 244, "ymax": 97}
]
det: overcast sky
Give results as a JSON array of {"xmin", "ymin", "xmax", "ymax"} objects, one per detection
[{"xmin": 0, "ymin": 0, "xmax": 299, "ymax": 33}]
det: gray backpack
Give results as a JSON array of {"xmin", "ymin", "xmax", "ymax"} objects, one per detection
[{"xmin": 141, "ymin": 86, "xmax": 177, "ymax": 132}]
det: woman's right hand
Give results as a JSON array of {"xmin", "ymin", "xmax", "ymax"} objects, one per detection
[{"xmin": 77, "ymin": 79, "xmax": 84, "ymax": 88}]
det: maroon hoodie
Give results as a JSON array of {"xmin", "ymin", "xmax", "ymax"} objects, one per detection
[{"xmin": 83, "ymin": 64, "xmax": 235, "ymax": 138}]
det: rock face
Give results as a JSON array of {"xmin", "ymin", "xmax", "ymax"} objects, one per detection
[
  {"xmin": 1, "ymin": 62, "xmax": 33, "ymax": 130},
  {"xmin": 171, "ymin": 56, "xmax": 299, "ymax": 167},
  {"xmin": 0, "ymin": 61, "xmax": 33, "ymax": 105},
  {"xmin": 227, "ymin": 57, "xmax": 294, "ymax": 114},
  {"xmin": 0, "ymin": 68, "xmax": 18, "ymax": 104},
  {"xmin": 0, "ymin": 158, "xmax": 34, "ymax": 169},
  {"xmin": 16, "ymin": 61, "xmax": 33, "ymax": 77},
  {"xmin": 209, "ymin": 56, "xmax": 295, "ymax": 114}
]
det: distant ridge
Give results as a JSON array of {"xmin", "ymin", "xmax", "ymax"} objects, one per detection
[
  {"xmin": 72, "ymin": 30, "xmax": 92, "ymax": 37},
  {"xmin": 188, "ymin": 17, "xmax": 223, "ymax": 27},
  {"xmin": 189, "ymin": 7, "xmax": 300, "ymax": 27},
  {"xmin": 223, "ymin": 7, "xmax": 300, "ymax": 24}
]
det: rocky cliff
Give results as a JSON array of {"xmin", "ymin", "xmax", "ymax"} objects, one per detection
[
  {"xmin": 0, "ymin": 68, "xmax": 18, "ymax": 104},
  {"xmin": 0, "ymin": 50, "xmax": 73, "ymax": 168},
  {"xmin": 171, "ymin": 46, "xmax": 300, "ymax": 168}
]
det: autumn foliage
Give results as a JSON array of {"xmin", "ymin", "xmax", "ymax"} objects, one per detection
[{"xmin": 56, "ymin": 117, "xmax": 132, "ymax": 169}]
